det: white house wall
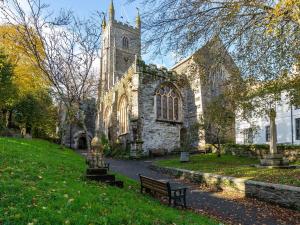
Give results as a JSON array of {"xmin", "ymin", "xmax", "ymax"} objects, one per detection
[{"xmin": 236, "ymin": 92, "xmax": 300, "ymax": 145}]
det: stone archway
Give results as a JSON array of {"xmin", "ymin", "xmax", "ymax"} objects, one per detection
[
  {"xmin": 77, "ymin": 135, "xmax": 87, "ymax": 150},
  {"xmin": 73, "ymin": 131, "xmax": 93, "ymax": 150}
]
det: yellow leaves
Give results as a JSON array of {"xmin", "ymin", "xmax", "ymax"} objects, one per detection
[
  {"xmin": 275, "ymin": 0, "xmax": 300, "ymax": 24},
  {"xmin": 264, "ymin": 0, "xmax": 300, "ymax": 36},
  {"xmin": 0, "ymin": 25, "xmax": 48, "ymax": 97}
]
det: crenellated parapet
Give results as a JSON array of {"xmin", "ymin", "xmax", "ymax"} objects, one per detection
[
  {"xmin": 112, "ymin": 20, "xmax": 140, "ymax": 33},
  {"xmin": 101, "ymin": 62, "xmax": 136, "ymax": 104},
  {"xmin": 136, "ymin": 59, "xmax": 180, "ymax": 80}
]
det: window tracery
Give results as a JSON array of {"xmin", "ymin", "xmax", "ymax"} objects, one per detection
[
  {"xmin": 104, "ymin": 106, "xmax": 111, "ymax": 135},
  {"xmin": 155, "ymin": 84, "xmax": 181, "ymax": 122},
  {"xmin": 119, "ymin": 95, "xmax": 128, "ymax": 134},
  {"xmin": 122, "ymin": 36, "xmax": 129, "ymax": 49}
]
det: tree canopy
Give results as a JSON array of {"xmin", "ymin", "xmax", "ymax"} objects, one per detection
[
  {"xmin": 0, "ymin": 26, "xmax": 56, "ymax": 138},
  {"xmin": 0, "ymin": 25, "xmax": 48, "ymax": 98},
  {"xmin": 137, "ymin": 0, "xmax": 299, "ymax": 82},
  {"xmin": 0, "ymin": 49, "xmax": 16, "ymax": 113}
]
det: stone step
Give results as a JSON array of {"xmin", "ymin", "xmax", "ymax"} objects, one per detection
[
  {"xmin": 105, "ymin": 180, "xmax": 124, "ymax": 188},
  {"xmin": 86, "ymin": 168, "xmax": 108, "ymax": 175},
  {"xmin": 86, "ymin": 174, "xmax": 115, "ymax": 182}
]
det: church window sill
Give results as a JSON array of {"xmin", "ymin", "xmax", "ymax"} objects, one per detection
[
  {"xmin": 155, "ymin": 119, "xmax": 183, "ymax": 125},
  {"xmin": 119, "ymin": 132, "xmax": 129, "ymax": 137}
]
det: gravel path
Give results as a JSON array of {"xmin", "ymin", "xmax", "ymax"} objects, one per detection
[{"xmin": 107, "ymin": 158, "xmax": 300, "ymax": 225}]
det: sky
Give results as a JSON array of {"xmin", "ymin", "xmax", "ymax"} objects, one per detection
[{"xmin": 43, "ymin": 0, "xmax": 175, "ymax": 68}]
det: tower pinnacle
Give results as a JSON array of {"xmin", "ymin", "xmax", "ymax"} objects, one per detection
[
  {"xmin": 109, "ymin": 0, "xmax": 115, "ymax": 21},
  {"xmin": 102, "ymin": 15, "xmax": 107, "ymax": 30},
  {"xmin": 136, "ymin": 8, "xmax": 141, "ymax": 30}
]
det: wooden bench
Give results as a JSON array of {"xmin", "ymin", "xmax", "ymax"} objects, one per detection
[{"xmin": 139, "ymin": 174, "xmax": 187, "ymax": 208}]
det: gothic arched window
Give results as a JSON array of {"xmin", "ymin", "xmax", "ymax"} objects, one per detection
[
  {"xmin": 122, "ymin": 36, "xmax": 129, "ymax": 49},
  {"xmin": 155, "ymin": 84, "xmax": 181, "ymax": 122},
  {"xmin": 209, "ymin": 65, "xmax": 227, "ymax": 96},
  {"xmin": 119, "ymin": 95, "xmax": 128, "ymax": 134},
  {"xmin": 103, "ymin": 106, "xmax": 111, "ymax": 135}
]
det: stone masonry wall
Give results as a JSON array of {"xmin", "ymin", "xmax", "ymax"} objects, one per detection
[
  {"xmin": 224, "ymin": 144, "xmax": 300, "ymax": 162},
  {"xmin": 138, "ymin": 64, "xmax": 190, "ymax": 154},
  {"xmin": 99, "ymin": 64, "xmax": 137, "ymax": 147},
  {"xmin": 61, "ymin": 98, "xmax": 96, "ymax": 149},
  {"xmin": 150, "ymin": 165, "xmax": 300, "ymax": 210}
]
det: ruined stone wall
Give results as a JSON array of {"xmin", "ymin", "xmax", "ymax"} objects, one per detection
[{"xmin": 61, "ymin": 98, "xmax": 96, "ymax": 149}]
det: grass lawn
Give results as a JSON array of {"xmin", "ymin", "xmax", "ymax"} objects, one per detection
[
  {"xmin": 0, "ymin": 138, "xmax": 218, "ymax": 225},
  {"xmin": 156, "ymin": 154, "xmax": 300, "ymax": 187}
]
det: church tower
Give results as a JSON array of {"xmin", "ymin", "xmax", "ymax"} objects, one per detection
[{"xmin": 100, "ymin": 0, "xmax": 141, "ymax": 93}]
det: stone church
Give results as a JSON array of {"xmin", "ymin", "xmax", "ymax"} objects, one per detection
[{"xmin": 93, "ymin": 1, "xmax": 238, "ymax": 156}]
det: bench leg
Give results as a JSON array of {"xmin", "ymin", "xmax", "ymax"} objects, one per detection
[{"xmin": 168, "ymin": 197, "xmax": 172, "ymax": 206}]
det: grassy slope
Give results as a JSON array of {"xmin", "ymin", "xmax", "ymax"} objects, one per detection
[
  {"xmin": 0, "ymin": 138, "xmax": 218, "ymax": 225},
  {"xmin": 156, "ymin": 154, "xmax": 300, "ymax": 187}
]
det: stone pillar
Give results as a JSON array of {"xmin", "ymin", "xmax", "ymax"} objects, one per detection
[
  {"xmin": 269, "ymin": 108, "xmax": 277, "ymax": 155},
  {"xmin": 260, "ymin": 108, "xmax": 289, "ymax": 167}
]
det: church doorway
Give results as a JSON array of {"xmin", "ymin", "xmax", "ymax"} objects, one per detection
[{"xmin": 77, "ymin": 136, "xmax": 87, "ymax": 150}]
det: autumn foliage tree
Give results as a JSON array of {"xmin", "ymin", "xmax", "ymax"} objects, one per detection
[
  {"xmin": 1, "ymin": 0, "xmax": 101, "ymax": 149},
  {"xmin": 0, "ymin": 24, "xmax": 57, "ymax": 138},
  {"xmin": 0, "ymin": 25, "xmax": 47, "ymax": 98},
  {"xmin": 134, "ymin": 0, "xmax": 300, "ymax": 154},
  {"xmin": 0, "ymin": 50, "xmax": 16, "ymax": 128}
]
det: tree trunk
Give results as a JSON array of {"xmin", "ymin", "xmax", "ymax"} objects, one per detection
[
  {"xmin": 7, "ymin": 110, "xmax": 13, "ymax": 128},
  {"xmin": 269, "ymin": 108, "xmax": 277, "ymax": 155},
  {"xmin": 59, "ymin": 121, "xmax": 66, "ymax": 147},
  {"xmin": 217, "ymin": 139, "xmax": 221, "ymax": 157},
  {"xmin": 216, "ymin": 129, "xmax": 221, "ymax": 157},
  {"xmin": 83, "ymin": 122, "xmax": 91, "ymax": 152},
  {"xmin": 5, "ymin": 110, "xmax": 10, "ymax": 128},
  {"xmin": 1, "ymin": 109, "xmax": 6, "ymax": 127}
]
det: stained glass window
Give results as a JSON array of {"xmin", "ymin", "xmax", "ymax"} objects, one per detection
[
  {"xmin": 119, "ymin": 96, "xmax": 128, "ymax": 134},
  {"xmin": 169, "ymin": 97, "xmax": 173, "ymax": 120},
  {"xmin": 163, "ymin": 95, "xmax": 168, "ymax": 119},
  {"xmin": 155, "ymin": 84, "xmax": 181, "ymax": 122},
  {"xmin": 174, "ymin": 98, "xmax": 179, "ymax": 120},
  {"xmin": 156, "ymin": 95, "xmax": 161, "ymax": 118}
]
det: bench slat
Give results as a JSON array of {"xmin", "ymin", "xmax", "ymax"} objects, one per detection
[
  {"xmin": 142, "ymin": 184, "xmax": 169, "ymax": 195},
  {"xmin": 139, "ymin": 174, "xmax": 187, "ymax": 208},
  {"xmin": 140, "ymin": 177, "xmax": 167, "ymax": 184},
  {"xmin": 140, "ymin": 175, "xmax": 169, "ymax": 195},
  {"xmin": 141, "ymin": 179, "xmax": 168, "ymax": 189}
]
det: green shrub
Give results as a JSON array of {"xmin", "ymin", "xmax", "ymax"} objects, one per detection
[{"xmin": 224, "ymin": 143, "xmax": 300, "ymax": 151}]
